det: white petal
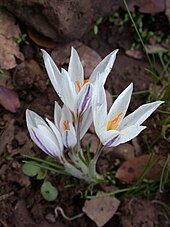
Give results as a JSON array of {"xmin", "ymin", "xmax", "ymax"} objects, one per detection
[
  {"xmin": 42, "ymin": 50, "xmax": 76, "ymax": 112},
  {"xmin": 100, "ymin": 130, "xmax": 120, "ymax": 147},
  {"xmin": 90, "ymin": 49, "xmax": 119, "ymax": 85},
  {"xmin": 26, "ymin": 109, "xmax": 63, "ymax": 158},
  {"xmin": 120, "ymin": 101, "xmax": 164, "ymax": 129},
  {"xmin": 107, "ymin": 83, "xmax": 133, "ymax": 126},
  {"xmin": 92, "ymin": 80, "xmax": 107, "ymax": 136},
  {"xmin": 54, "ymin": 101, "xmax": 61, "ymax": 127},
  {"xmin": 26, "ymin": 109, "xmax": 46, "ymax": 129},
  {"xmin": 92, "ymin": 74, "xmax": 107, "ymax": 110},
  {"xmin": 59, "ymin": 105, "xmax": 73, "ymax": 134},
  {"xmin": 29, "ymin": 128, "xmax": 50, "ymax": 155},
  {"xmin": 37, "ymin": 124, "xmax": 58, "ymax": 143},
  {"xmin": 46, "ymin": 118, "xmax": 63, "ymax": 152},
  {"xmin": 62, "ymin": 125, "xmax": 77, "ymax": 148},
  {"xmin": 68, "ymin": 47, "xmax": 84, "ymax": 85},
  {"xmin": 33, "ymin": 127, "xmax": 62, "ymax": 158},
  {"xmin": 41, "ymin": 49, "xmax": 61, "ymax": 95},
  {"xmin": 80, "ymin": 107, "xmax": 93, "ymax": 139},
  {"xmin": 26, "ymin": 109, "xmax": 36, "ymax": 128},
  {"xmin": 76, "ymin": 83, "xmax": 93, "ymax": 116},
  {"xmin": 60, "ymin": 68, "xmax": 77, "ymax": 112},
  {"xmin": 93, "ymin": 104, "xmax": 108, "ymax": 137},
  {"xmin": 119, "ymin": 125, "xmax": 146, "ymax": 144},
  {"xmin": 62, "ymin": 104, "xmax": 73, "ymax": 122}
]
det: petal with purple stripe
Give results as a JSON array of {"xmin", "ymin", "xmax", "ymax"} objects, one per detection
[{"xmin": 76, "ymin": 83, "xmax": 92, "ymax": 116}]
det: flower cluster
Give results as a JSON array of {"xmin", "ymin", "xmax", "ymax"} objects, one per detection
[{"xmin": 26, "ymin": 47, "xmax": 163, "ymax": 183}]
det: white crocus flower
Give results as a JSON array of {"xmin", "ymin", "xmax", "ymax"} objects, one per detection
[
  {"xmin": 92, "ymin": 77, "xmax": 164, "ymax": 147},
  {"xmin": 26, "ymin": 109, "xmax": 64, "ymax": 161},
  {"xmin": 54, "ymin": 102, "xmax": 77, "ymax": 148},
  {"xmin": 41, "ymin": 48, "xmax": 118, "ymax": 133}
]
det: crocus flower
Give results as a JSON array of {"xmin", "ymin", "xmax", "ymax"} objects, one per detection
[
  {"xmin": 26, "ymin": 109, "xmax": 64, "ymax": 161},
  {"xmin": 41, "ymin": 48, "xmax": 118, "ymax": 135},
  {"xmin": 92, "ymin": 77, "xmax": 164, "ymax": 147}
]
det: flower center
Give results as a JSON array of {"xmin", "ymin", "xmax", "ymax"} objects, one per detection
[
  {"xmin": 107, "ymin": 112, "xmax": 123, "ymax": 130},
  {"xmin": 63, "ymin": 120, "xmax": 69, "ymax": 130},
  {"xmin": 75, "ymin": 80, "xmax": 89, "ymax": 92}
]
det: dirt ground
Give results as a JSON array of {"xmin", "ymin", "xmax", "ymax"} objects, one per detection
[{"xmin": 0, "ymin": 7, "xmax": 170, "ymax": 227}]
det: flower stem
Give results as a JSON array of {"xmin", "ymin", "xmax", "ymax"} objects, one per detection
[
  {"xmin": 93, "ymin": 142, "xmax": 104, "ymax": 163},
  {"xmin": 76, "ymin": 116, "xmax": 81, "ymax": 152}
]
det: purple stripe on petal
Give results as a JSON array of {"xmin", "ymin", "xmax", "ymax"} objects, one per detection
[
  {"xmin": 78, "ymin": 85, "xmax": 91, "ymax": 115},
  {"xmin": 32, "ymin": 130, "xmax": 57, "ymax": 158},
  {"xmin": 105, "ymin": 135, "xmax": 120, "ymax": 147},
  {"xmin": 65, "ymin": 131, "xmax": 69, "ymax": 148}
]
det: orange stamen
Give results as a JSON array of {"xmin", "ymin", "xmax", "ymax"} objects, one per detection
[
  {"xmin": 63, "ymin": 120, "xmax": 69, "ymax": 130},
  {"xmin": 75, "ymin": 80, "xmax": 89, "ymax": 92},
  {"xmin": 107, "ymin": 112, "xmax": 123, "ymax": 130},
  {"xmin": 83, "ymin": 79, "xmax": 89, "ymax": 86},
  {"xmin": 75, "ymin": 81, "xmax": 81, "ymax": 91}
]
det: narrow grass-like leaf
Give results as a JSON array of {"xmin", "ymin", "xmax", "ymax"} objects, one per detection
[
  {"xmin": 159, "ymin": 154, "xmax": 170, "ymax": 192},
  {"xmin": 23, "ymin": 160, "xmax": 69, "ymax": 175}
]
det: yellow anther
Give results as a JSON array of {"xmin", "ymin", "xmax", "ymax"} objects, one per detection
[
  {"xmin": 83, "ymin": 79, "xmax": 89, "ymax": 86},
  {"xmin": 75, "ymin": 81, "xmax": 81, "ymax": 91},
  {"xmin": 75, "ymin": 80, "xmax": 89, "ymax": 92},
  {"xmin": 63, "ymin": 120, "xmax": 69, "ymax": 130},
  {"xmin": 107, "ymin": 112, "xmax": 123, "ymax": 130}
]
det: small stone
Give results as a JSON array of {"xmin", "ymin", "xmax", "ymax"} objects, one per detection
[
  {"xmin": 105, "ymin": 143, "xmax": 135, "ymax": 160},
  {"xmin": 45, "ymin": 213, "xmax": 56, "ymax": 223}
]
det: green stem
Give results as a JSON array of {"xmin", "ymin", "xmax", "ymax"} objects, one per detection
[
  {"xmin": 85, "ymin": 187, "xmax": 137, "ymax": 199},
  {"xmin": 76, "ymin": 116, "xmax": 82, "ymax": 153},
  {"xmin": 123, "ymin": 0, "xmax": 157, "ymax": 76},
  {"xmin": 93, "ymin": 143, "xmax": 104, "ymax": 163}
]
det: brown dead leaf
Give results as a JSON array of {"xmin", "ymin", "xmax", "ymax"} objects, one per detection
[
  {"xmin": 115, "ymin": 154, "xmax": 167, "ymax": 183},
  {"xmin": 145, "ymin": 44, "xmax": 167, "ymax": 54},
  {"xmin": 28, "ymin": 28, "xmax": 57, "ymax": 48},
  {"xmin": 83, "ymin": 192, "xmax": 120, "ymax": 227},
  {"xmin": 127, "ymin": 0, "xmax": 165, "ymax": 13},
  {"xmin": 126, "ymin": 49, "xmax": 144, "ymax": 60},
  {"xmin": 0, "ymin": 85, "xmax": 20, "ymax": 112},
  {"xmin": 0, "ymin": 9, "xmax": 24, "ymax": 69}
]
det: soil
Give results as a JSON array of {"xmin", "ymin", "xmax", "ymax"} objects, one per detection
[{"xmin": 0, "ymin": 8, "xmax": 170, "ymax": 227}]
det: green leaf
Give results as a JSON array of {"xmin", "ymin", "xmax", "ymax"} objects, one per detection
[
  {"xmin": 96, "ymin": 17, "xmax": 103, "ymax": 25},
  {"xmin": 94, "ymin": 25, "xmax": 98, "ymax": 35},
  {"xmin": 36, "ymin": 170, "xmax": 46, "ymax": 180},
  {"xmin": 41, "ymin": 181, "xmax": 58, "ymax": 201},
  {"xmin": 22, "ymin": 162, "xmax": 41, "ymax": 177}
]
